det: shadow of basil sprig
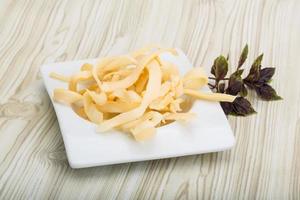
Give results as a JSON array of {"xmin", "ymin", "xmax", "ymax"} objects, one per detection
[{"xmin": 209, "ymin": 44, "xmax": 282, "ymax": 116}]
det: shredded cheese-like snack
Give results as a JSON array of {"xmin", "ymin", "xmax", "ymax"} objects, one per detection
[{"xmin": 50, "ymin": 47, "xmax": 236, "ymax": 141}]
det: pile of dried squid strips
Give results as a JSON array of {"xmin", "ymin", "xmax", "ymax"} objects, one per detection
[{"xmin": 50, "ymin": 47, "xmax": 236, "ymax": 141}]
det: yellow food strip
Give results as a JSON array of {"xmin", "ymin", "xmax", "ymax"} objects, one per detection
[
  {"xmin": 68, "ymin": 71, "xmax": 93, "ymax": 91},
  {"xmin": 92, "ymin": 57, "xmax": 115, "ymax": 90},
  {"xmin": 149, "ymin": 93, "xmax": 173, "ymax": 111},
  {"xmin": 72, "ymin": 106, "xmax": 88, "ymax": 119},
  {"xmin": 102, "ymin": 68, "xmax": 132, "ymax": 81},
  {"xmin": 169, "ymin": 98, "xmax": 184, "ymax": 113},
  {"xmin": 53, "ymin": 88, "xmax": 83, "ymax": 105},
  {"xmin": 183, "ymin": 88, "xmax": 236, "ymax": 102},
  {"xmin": 83, "ymin": 92, "xmax": 103, "ymax": 124},
  {"xmin": 50, "ymin": 72, "xmax": 70, "ymax": 82},
  {"xmin": 183, "ymin": 67, "xmax": 208, "ymax": 89},
  {"xmin": 131, "ymin": 125, "xmax": 156, "ymax": 141},
  {"xmin": 159, "ymin": 82, "xmax": 171, "ymax": 97},
  {"xmin": 121, "ymin": 111, "xmax": 162, "ymax": 131},
  {"xmin": 100, "ymin": 56, "xmax": 137, "ymax": 75},
  {"xmin": 78, "ymin": 84, "xmax": 98, "ymax": 95},
  {"xmin": 160, "ymin": 60, "xmax": 179, "ymax": 81},
  {"xmin": 135, "ymin": 71, "xmax": 148, "ymax": 93},
  {"xmin": 130, "ymin": 112, "xmax": 163, "ymax": 141},
  {"xmin": 101, "ymin": 63, "xmax": 143, "ymax": 92},
  {"xmin": 164, "ymin": 112, "xmax": 196, "ymax": 121},
  {"xmin": 97, "ymin": 58, "xmax": 162, "ymax": 132},
  {"xmin": 113, "ymin": 89, "xmax": 141, "ymax": 103},
  {"xmin": 96, "ymin": 101, "xmax": 139, "ymax": 113},
  {"xmin": 100, "ymin": 50, "xmax": 168, "ymax": 92},
  {"xmin": 86, "ymin": 90, "xmax": 107, "ymax": 105},
  {"xmin": 81, "ymin": 63, "xmax": 93, "ymax": 71}
]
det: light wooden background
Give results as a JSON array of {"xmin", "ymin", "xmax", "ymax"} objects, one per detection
[{"xmin": 0, "ymin": 0, "xmax": 299, "ymax": 199}]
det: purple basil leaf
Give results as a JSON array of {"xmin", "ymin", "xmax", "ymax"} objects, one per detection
[
  {"xmin": 254, "ymin": 83, "xmax": 282, "ymax": 101},
  {"xmin": 221, "ymin": 97, "xmax": 256, "ymax": 116},
  {"xmin": 220, "ymin": 102, "xmax": 233, "ymax": 115},
  {"xmin": 259, "ymin": 67, "xmax": 275, "ymax": 83},
  {"xmin": 244, "ymin": 79, "xmax": 256, "ymax": 89},
  {"xmin": 231, "ymin": 97, "xmax": 256, "ymax": 116}
]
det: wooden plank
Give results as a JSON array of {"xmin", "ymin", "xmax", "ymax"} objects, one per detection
[{"xmin": 0, "ymin": 0, "xmax": 299, "ymax": 199}]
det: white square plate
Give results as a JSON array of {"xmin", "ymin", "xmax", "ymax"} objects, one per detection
[{"xmin": 41, "ymin": 49, "xmax": 235, "ymax": 168}]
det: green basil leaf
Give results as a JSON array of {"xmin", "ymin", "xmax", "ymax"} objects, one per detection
[
  {"xmin": 226, "ymin": 69, "xmax": 244, "ymax": 95},
  {"xmin": 211, "ymin": 56, "xmax": 228, "ymax": 80},
  {"xmin": 238, "ymin": 44, "xmax": 248, "ymax": 69},
  {"xmin": 245, "ymin": 54, "xmax": 263, "ymax": 82},
  {"xmin": 239, "ymin": 84, "xmax": 248, "ymax": 97}
]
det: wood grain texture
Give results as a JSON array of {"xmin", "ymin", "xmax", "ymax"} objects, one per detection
[{"xmin": 0, "ymin": 0, "xmax": 299, "ymax": 199}]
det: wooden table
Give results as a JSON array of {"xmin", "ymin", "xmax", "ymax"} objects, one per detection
[{"xmin": 1, "ymin": 0, "xmax": 299, "ymax": 199}]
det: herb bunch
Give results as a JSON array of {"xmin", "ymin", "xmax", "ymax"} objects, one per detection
[{"xmin": 209, "ymin": 44, "xmax": 282, "ymax": 116}]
